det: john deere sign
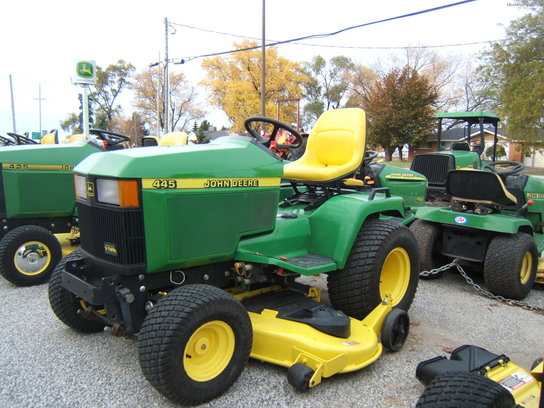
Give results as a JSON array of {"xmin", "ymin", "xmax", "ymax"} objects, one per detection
[{"xmin": 73, "ymin": 60, "xmax": 97, "ymax": 85}]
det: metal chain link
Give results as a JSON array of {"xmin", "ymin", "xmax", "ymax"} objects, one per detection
[
  {"xmin": 419, "ymin": 259, "xmax": 460, "ymax": 278},
  {"xmin": 421, "ymin": 259, "xmax": 544, "ymax": 314}
]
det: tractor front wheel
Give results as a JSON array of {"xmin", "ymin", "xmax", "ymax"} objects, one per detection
[
  {"xmin": 484, "ymin": 232, "xmax": 537, "ymax": 300},
  {"xmin": 48, "ymin": 250, "xmax": 105, "ymax": 333},
  {"xmin": 0, "ymin": 225, "xmax": 62, "ymax": 286},
  {"xmin": 138, "ymin": 284, "xmax": 252, "ymax": 406},
  {"xmin": 410, "ymin": 219, "xmax": 448, "ymax": 279},
  {"xmin": 327, "ymin": 219, "xmax": 419, "ymax": 319}
]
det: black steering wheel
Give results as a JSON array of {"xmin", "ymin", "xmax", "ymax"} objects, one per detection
[
  {"xmin": 363, "ymin": 150, "xmax": 379, "ymax": 165},
  {"xmin": 244, "ymin": 117, "xmax": 304, "ymax": 150},
  {"xmin": 7, "ymin": 132, "xmax": 38, "ymax": 145},
  {"xmin": 90, "ymin": 128, "xmax": 130, "ymax": 147},
  {"xmin": 0, "ymin": 135, "xmax": 15, "ymax": 146},
  {"xmin": 482, "ymin": 160, "xmax": 525, "ymax": 176}
]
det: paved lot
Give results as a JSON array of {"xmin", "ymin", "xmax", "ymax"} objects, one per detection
[{"xmin": 0, "ymin": 269, "xmax": 543, "ymax": 408}]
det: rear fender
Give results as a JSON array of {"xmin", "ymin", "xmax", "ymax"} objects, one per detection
[{"xmin": 308, "ymin": 193, "xmax": 407, "ymax": 268}]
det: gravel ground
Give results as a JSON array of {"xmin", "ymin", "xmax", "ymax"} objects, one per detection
[{"xmin": 0, "ymin": 268, "xmax": 543, "ymax": 408}]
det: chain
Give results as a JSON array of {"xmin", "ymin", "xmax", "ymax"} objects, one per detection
[
  {"xmin": 421, "ymin": 259, "xmax": 544, "ymax": 314},
  {"xmin": 419, "ymin": 259, "xmax": 459, "ymax": 278}
]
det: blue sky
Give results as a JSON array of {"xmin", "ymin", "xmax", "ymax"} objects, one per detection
[{"xmin": 0, "ymin": 0, "xmax": 524, "ymax": 137}]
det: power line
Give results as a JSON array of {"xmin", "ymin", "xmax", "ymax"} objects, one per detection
[
  {"xmin": 171, "ymin": 0, "xmax": 480, "ymax": 63},
  {"xmin": 170, "ymin": 21, "xmax": 499, "ymax": 51}
]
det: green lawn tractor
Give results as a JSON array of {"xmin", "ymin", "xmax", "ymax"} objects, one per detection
[
  {"xmin": 0, "ymin": 129, "xmax": 130, "ymax": 286},
  {"xmin": 411, "ymin": 161, "xmax": 544, "ymax": 300},
  {"xmin": 48, "ymin": 108, "xmax": 426, "ymax": 405},
  {"xmin": 415, "ymin": 344, "xmax": 543, "ymax": 408},
  {"xmin": 411, "ymin": 111, "xmax": 501, "ymax": 202}
]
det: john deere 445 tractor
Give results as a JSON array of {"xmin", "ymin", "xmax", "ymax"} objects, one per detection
[
  {"xmin": 48, "ymin": 108, "xmax": 427, "ymax": 405},
  {"xmin": 0, "ymin": 129, "xmax": 131, "ymax": 286}
]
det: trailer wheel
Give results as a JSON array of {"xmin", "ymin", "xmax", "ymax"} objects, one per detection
[
  {"xmin": 48, "ymin": 250, "xmax": 105, "ymax": 333},
  {"xmin": 484, "ymin": 232, "xmax": 537, "ymax": 300},
  {"xmin": 416, "ymin": 371, "xmax": 516, "ymax": 408},
  {"xmin": 381, "ymin": 308, "xmax": 409, "ymax": 352},
  {"xmin": 0, "ymin": 225, "xmax": 62, "ymax": 286},
  {"xmin": 327, "ymin": 219, "xmax": 419, "ymax": 319},
  {"xmin": 288, "ymin": 363, "xmax": 314, "ymax": 391},
  {"xmin": 138, "ymin": 284, "xmax": 252, "ymax": 406},
  {"xmin": 410, "ymin": 219, "xmax": 448, "ymax": 279}
]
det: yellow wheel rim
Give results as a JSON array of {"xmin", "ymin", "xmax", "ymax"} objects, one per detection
[
  {"xmin": 184, "ymin": 320, "xmax": 235, "ymax": 382},
  {"xmin": 520, "ymin": 251, "xmax": 533, "ymax": 285},
  {"xmin": 380, "ymin": 247, "xmax": 411, "ymax": 306},
  {"xmin": 13, "ymin": 241, "xmax": 51, "ymax": 276}
]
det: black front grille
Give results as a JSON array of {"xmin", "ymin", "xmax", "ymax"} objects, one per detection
[
  {"xmin": 78, "ymin": 203, "xmax": 145, "ymax": 265},
  {"xmin": 411, "ymin": 154, "xmax": 455, "ymax": 186}
]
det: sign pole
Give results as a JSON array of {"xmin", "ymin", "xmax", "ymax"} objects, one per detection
[{"xmin": 82, "ymin": 85, "xmax": 90, "ymax": 137}]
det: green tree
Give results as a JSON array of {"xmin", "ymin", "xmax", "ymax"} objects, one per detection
[
  {"xmin": 480, "ymin": 0, "xmax": 544, "ymax": 145},
  {"xmin": 91, "ymin": 60, "xmax": 135, "ymax": 129},
  {"xmin": 363, "ymin": 66, "xmax": 438, "ymax": 161},
  {"xmin": 202, "ymin": 41, "xmax": 308, "ymax": 133},
  {"xmin": 60, "ymin": 113, "xmax": 82, "ymax": 135},
  {"xmin": 301, "ymin": 55, "xmax": 355, "ymax": 128}
]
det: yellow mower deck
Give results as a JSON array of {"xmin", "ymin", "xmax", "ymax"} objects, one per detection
[
  {"xmin": 485, "ymin": 358, "xmax": 542, "ymax": 407},
  {"xmin": 233, "ymin": 286, "xmax": 393, "ymax": 388}
]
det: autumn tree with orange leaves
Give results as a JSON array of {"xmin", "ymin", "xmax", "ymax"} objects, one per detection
[
  {"xmin": 201, "ymin": 41, "xmax": 309, "ymax": 133},
  {"xmin": 363, "ymin": 66, "xmax": 438, "ymax": 161}
]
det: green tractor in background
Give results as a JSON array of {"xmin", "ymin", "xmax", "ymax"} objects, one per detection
[
  {"xmin": 411, "ymin": 160, "xmax": 544, "ymax": 300},
  {"xmin": 49, "ymin": 108, "xmax": 428, "ymax": 405},
  {"xmin": 410, "ymin": 111, "xmax": 544, "ymax": 300},
  {"xmin": 411, "ymin": 111, "xmax": 501, "ymax": 202},
  {"xmin": 0, "ymin": 129, "xmax": 130, "ymax": 286}
]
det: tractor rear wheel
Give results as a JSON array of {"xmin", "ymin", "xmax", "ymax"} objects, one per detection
[
  {"xmin": 48, "ymin": 250, "xmax": 105, "ymax": 333},
  {"xmin": 0, "ymin": 225, "xmax": 62, "ymax": 286},
  {"xmin": 410, "ymin": 219, "xmax": 448, "ymax": 279},
  {"xmin": 416, "ymin": 371, "xmax": 516, "ymax": 408},
  {"xmin": 327, "ymin": 219, "xmax": 419, "ymax": 319},
  {"xmin": 138, "ymin": 284, "xmax": 252, "ymax": 405},
  {"xmin": 484, "ymin": 232, "xmax": 537, "ymax": 300}
]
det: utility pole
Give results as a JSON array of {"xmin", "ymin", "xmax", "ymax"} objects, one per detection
[
  {"xmin": 33, "ymin": 84, "xmax": 46, "ymax": 135},
  {"xmin": 261, "ymin": 0, "xmax": 266, "ymax": 118},
  {"xmin": 164, "ymin": 17, "xmax": 170, "ymax": 133},
  {"xmin": 9, "ymin": 75, "xmax": 16, "ymax": 132}
]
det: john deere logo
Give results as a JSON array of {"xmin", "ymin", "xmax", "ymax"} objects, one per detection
[
  {"xmin": 76, "ymin": 62, "xmax": 94, "ymax": 78},
  {"xmin": 86, "ymin": 182, "xmax": 95, "ymax": 197}
]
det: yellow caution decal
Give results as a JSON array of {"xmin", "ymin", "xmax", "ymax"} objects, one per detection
[
  {"xmin": 385, "ymin": 173, "xmax": 426, "ymax": 181},
  {"xmin": 142, "ymin": 177, "xmax": 281, "ymax": 190},
  {"xmin": 2, "ymin": 163, "xmax": 75, "ymax": 171}
]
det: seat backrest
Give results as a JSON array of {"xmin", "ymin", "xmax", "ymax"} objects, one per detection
[
  {"xmin": 41, "ymin": 132, "xmax": 58, "ymax": 144},
  {"xmin": 446, "ymin": 170, "xmax": 517, "ymax": 207},
  {"xmin": 67, "ymin": 134, "xmax": 86, "ymax": 144},
  {"xmin": 283, "ymin": 108, "xmax": 366, "ymax": 182},
  {"xmin": 142, "ymin": 136, "xmax": 159, "ymax": 147},
  {"xmin": 451, "ymin": 142, "xmax": 470, "ymax": 151},
  {"xmin": 159, "ymin": 132, "xmax": 188, "ymax": 146}
]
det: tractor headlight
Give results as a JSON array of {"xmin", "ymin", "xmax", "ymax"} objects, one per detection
[
  {"xmin": 74, "ymin": 174, "xmax": 87, "ymax": 199},
  {"xmin": 96, "ymin": 178, "xmax": 140, "ymax": 208}
]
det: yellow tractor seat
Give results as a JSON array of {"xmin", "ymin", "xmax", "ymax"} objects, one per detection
[
  {"xmin": 283, "ymin": 108, "xmax": 366, "ymax": 183},
  {"xmin": 446, "ymin": 170, "xmax": 517, "ymax": 207},
  {"xmin": 41, "ymin": 132, "xmax": 58, "ymax": 144},
  {"xmin": 67, "ymin": 134, "xmax": 86, "ymax": 144},
  {"xmin": 159, "ymin": 132, "xmax": 188, "ymax": 146}
]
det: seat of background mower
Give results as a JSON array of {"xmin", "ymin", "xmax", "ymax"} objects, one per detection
[
  {"xmin": 283, "ymin": 108, "xmax": 366, "ymax": 183},
  {"xmin": 159, "ymin": 132, "xmax": 188, "ymax": 146},
  {"xmin": 446, "ymin": 170, "xmax": 517, "ymax": 207}
]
